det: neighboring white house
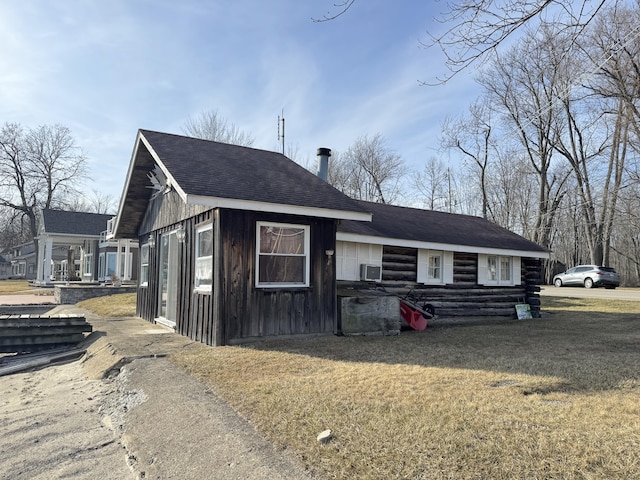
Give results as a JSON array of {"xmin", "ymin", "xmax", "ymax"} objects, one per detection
[{"xmin": 35, "ymin": 209, "xmax": 139, "ymax": 284}]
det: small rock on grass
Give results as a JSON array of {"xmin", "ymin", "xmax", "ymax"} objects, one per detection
[{"xmin": 317, "ymin": 429, "xmax": 332, "ymax": 444}]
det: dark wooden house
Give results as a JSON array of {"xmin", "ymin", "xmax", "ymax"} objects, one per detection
[
  {"xmin": 114, "ymin": 130, "xmax": 550, "ymax": 345},
  {"xmin": 113, "ymin": 130, "xmax": 371, "ymax": 345}
]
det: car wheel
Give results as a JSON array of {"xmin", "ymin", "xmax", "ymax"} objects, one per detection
[
  {"xmin": 554, "ymin": 279, "xmax": 562, "ymax": 288},
  {"xmin": 584, "ymin": 278, "xmax": 594, "ymax": 289}
]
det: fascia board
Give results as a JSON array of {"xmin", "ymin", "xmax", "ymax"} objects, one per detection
[
  {"xmin": 113, "ymin": 132, "xmax": 143, "ymax": 236},
  {"xmin": 187, "ymin": 194, "xmax": 372, "ymax": 222},
  {"xmin": 37, "ymin": 233, "xmax": 102, "ymax": 243},
  {"xmin": 336, "ymin": 232, "xmax": 550, "ymax": 259}
]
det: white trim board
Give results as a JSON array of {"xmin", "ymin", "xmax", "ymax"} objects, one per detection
[{"xmin": 336, "ymin": 232, "xmax": 550, "ymax": 259}]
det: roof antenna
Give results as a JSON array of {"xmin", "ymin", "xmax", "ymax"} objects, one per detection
[{"xmin": 277, "ymin": 109, "xmax": 285, "ymax": 154}]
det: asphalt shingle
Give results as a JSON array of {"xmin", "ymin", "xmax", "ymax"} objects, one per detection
[
  {"xmin": 339, "ymin": 200, "xmax": 548, "ymax": 253},
  {"xmin": 41, "ymin": 209, "xmax": 113, "ymax": 236}
]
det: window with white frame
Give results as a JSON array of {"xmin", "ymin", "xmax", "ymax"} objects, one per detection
[
  {"xmin": 99, "ymin": 253, "xmax": 105, "ymax": 279},
  {"xmin": 140, "ymin": 243, "xmax": 149, "ymax": 286},
  {"xmin": 417, "ymin": 249, "xmax": 453, "ymax": 284},
  {"xmin": 256, "ymin": 222, "xmax": 309, "ymax": 287},
  {"xmin": 478, "ymin": 254, "xmax": 520, "ymax": 286},
  {"xmin": 335, "ymin": 241, "xmax": 382, "ymax": 281},
  {"xmin": 83, "ymin": 242, "xmax": 94, "ymax": 277},
  {"xmin": 195, "ymin": 223, "xmax": 213, "ymax": 291}
]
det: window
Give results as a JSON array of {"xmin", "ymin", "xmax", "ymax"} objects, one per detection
[
  {"xmin": 195, "ymin": 223, "xmax": 213, "ymax": 291},
  {"xmin": 500, "ymin": 256, "xmax": 511, "ymax": 282},
  {"xmin": 83, "ymin": 242, "xmax": 94, "ymax": 277},
  {"xmin": 256, "ymin": 222, "xmax": 310, "ymax": 287},
  {"xmin": 478, "ymin": 254, "xmax": 520, "ymax": 286},
  {"xmin": 335, "ymin": 241, "xmax": 382, "ymax": 281},
  {"xmin": 428, "ymin": 253, "xmax": 442, "ymax": 281},
  {"xmin": 417, "ymin": 249, "xmax": 453, "ymax": 284},
  {"xmin": 140, "ymin": 243, "xmax": 149, "ymax": 286},
  {"xmin": 99, "ymin": 253, "xmax": 106, "ymax": 279}
]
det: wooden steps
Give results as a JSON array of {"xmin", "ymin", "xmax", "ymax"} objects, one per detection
[{"xmin": 0, "ymin": 314, "xmax": 92, "ymax": 353}]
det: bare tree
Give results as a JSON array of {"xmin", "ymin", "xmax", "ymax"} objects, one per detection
[
  {"xmin": 328, "ymin": 133, "xmax": 406, "ymax": 204},
  {"xmin": 477, "ymin": 26, "xmax": 573, "ymax": 249},
  {"xmin": 440, "ymin": 98, "xmax": 494, "ymax": 219},
  {"xmin": 0, "ymin": 123, "xmax": 87, "ymax": 244},
  {"xmin": 427, "ymin": 0, "xmax": 608, "ymax": 81},
  {"xmin": 65, "ymin": 189, "xmax": 118, "ymax": 214},
  {"xmin": 316, "ymin": 0, "xmax": 608, "ymax": 81},
  {"xmin": 413, "ymin": 156, "xmax": 455, "ymax": 211},
  {"xmin": 182, "ymin": 110, "xmax": 255, "ymax": 146},
  {"xmin": 0, "ymin": 206, "xmax": 32, "ymax": 251}
]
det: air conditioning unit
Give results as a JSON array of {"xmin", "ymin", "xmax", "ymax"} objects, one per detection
[{"xmin": 360, "ymin": 264, "xmax": 382, "ymax": 282}]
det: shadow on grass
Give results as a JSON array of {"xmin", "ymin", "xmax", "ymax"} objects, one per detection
[{"xmin": 244, "ymin": 307, "xmax": 640, "ymax": 395}]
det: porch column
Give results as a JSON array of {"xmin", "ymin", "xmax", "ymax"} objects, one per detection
[
  {"xmin": 115, "ymin": 241, "xmax": 122, "ymax": 280},
  {"xmin": 36, "ymin": 238, "xmax": 45, "ymax": 282},
  {"xmin": 42, "ymin": 237, "xmax": 53, "ymax": 284},
  {"xmin": 123, "ymin": 240, "xmax": 132, "ymax": 281}
]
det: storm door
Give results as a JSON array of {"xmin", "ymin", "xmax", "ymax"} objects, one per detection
[{"xmin": 157, "ymin": 231, "xmax": 179, "ymax": 328}]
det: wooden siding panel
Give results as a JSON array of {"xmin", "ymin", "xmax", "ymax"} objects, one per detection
[
  {"xmin": 139, "ymin": 189, "xmax": 209, "ymax": 236},
  {"xmin": 220, "ymin": 210, "xmax": 337, "ymax": 343},
  {"xmin": 136, "ymin": 209, "xmax": 218, "ymax": 344}
]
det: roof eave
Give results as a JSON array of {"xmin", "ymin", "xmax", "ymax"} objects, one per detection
[
  {"xmin": 113, "ymin": 131, "xmax": 190, "ymax": 239},
  {"xmin": 336, "ymin": 232, "xmax": 550, "ymax": 259},
  {"xmin": 186, "ymin": 194, "xmax": 372, "ymax": 222}
]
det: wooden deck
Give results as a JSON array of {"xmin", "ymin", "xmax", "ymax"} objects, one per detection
[{"xmin": 0, "ymin": 314, "xmax": 92, "ymax": 353}]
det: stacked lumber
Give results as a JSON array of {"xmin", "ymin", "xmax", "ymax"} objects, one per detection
[{"xmin": 0, "ymin": 314, "xmax": 92, "ymax": 353}]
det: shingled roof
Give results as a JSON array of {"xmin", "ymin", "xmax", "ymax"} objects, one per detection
[
  {"xmin": 114, "ymin": 130, "xmax": 370, "ymax": 238},
  {"xmin": 338, "ymin": 201, "xmax": 549, "ymax": 257},
  {"xmin": 41, "ymin": 209, "xmax": 113, "ymax": 236}
]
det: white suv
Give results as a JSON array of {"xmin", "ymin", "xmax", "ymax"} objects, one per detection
[{"xmin": 553, "ymin": 265, "xmax": 620, "ymax": 289}]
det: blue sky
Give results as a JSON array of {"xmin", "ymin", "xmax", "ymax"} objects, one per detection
[{"xmin": 0, "ymin": 1, "xmax": 478, "ymax": 202}]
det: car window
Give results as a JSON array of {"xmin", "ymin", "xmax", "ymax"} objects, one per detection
[
  {"xmin": 576, "ymin": 267, "xmax": 592, "ymax": 273},
  {"xmin": 566, "ymin": 268, "xmax": 575, "ymax": 274},
  {"xmin": 599, "ymin": 267, "xmax": 617, "ymax": 273}
]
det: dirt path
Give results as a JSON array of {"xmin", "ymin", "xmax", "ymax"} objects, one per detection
[
  {"xmin": 0, "ymin": 307, "xmax": 316, "ymax": 480},
  {"xmin": 0, "ymin": 360, "xmax": 133, "ymax": 480}
]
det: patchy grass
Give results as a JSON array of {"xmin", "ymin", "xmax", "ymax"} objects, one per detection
[
  {"xmin": 173, "ymin": 297, "xmax": 640, "ymax": 480},
  {"xmin": 77, "ymin": 293, "xmax": 137, "ymax": 317},
  {"xmin": 0, "ymin": 279, "xmax": 52, "ymax": 295}
]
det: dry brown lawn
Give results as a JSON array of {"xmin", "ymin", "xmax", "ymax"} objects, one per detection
[
  {"xmin": 77, "ymin": 292, "xmax": 137, "ymax": 317},
  {"xmin": 172, "ymin": 296, "xmax": 640, "ymax": 480},
  {"xmin": 0, "ymin": 279, "xmax": 49, "ymax": 295}
]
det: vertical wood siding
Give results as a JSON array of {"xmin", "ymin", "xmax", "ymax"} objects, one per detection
[
  {"xmin": 136, "ymin": 194, "xmax": 338, "ymax": 346},
  {"xmin": 220, "ymin": 210, "xmax": 337, "ymax": 344}
]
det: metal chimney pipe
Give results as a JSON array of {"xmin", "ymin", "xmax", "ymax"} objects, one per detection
[{"xmin": 316, "ymin": 147, "xmax": 331, "ymax": 181}]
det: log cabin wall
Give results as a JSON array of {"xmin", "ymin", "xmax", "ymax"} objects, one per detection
[
  {"xmin": 364, "ymin": 246, "xmax": 542, "ymax": 318},
  {"xmin": 219, "ymin": 209, "xmax": 337, "ymax": 344}
]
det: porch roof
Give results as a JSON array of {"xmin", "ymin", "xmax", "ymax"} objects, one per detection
[{"xmin": 40, "ymin": 209, "xmax": 113, "ymax": 237}]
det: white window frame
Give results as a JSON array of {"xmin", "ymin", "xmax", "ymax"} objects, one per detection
[
  {"xmin": 83, "ymin": 242, "xmax": 93, "ymax": 277},
  {"xmin": 256, "ymin": 221, "xmax": 310, "ymax": 288},
  {"xmin": 417, "ymin": 249, "xmax": 453, "ymax": 285},
  {"xmin": 335, "ymin": 241, "xmax": 383, "ymax": 281},
  {"xmin": 194, "ymin": 223, "xmax": 213, "ymax": 292},
  {"xmin": 478, "ymin": 254, "xmax": 521, "ymax": 286},
  {"xmin": 140, "ymin": 243, "xmax": 150, "ymax": 286}
]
